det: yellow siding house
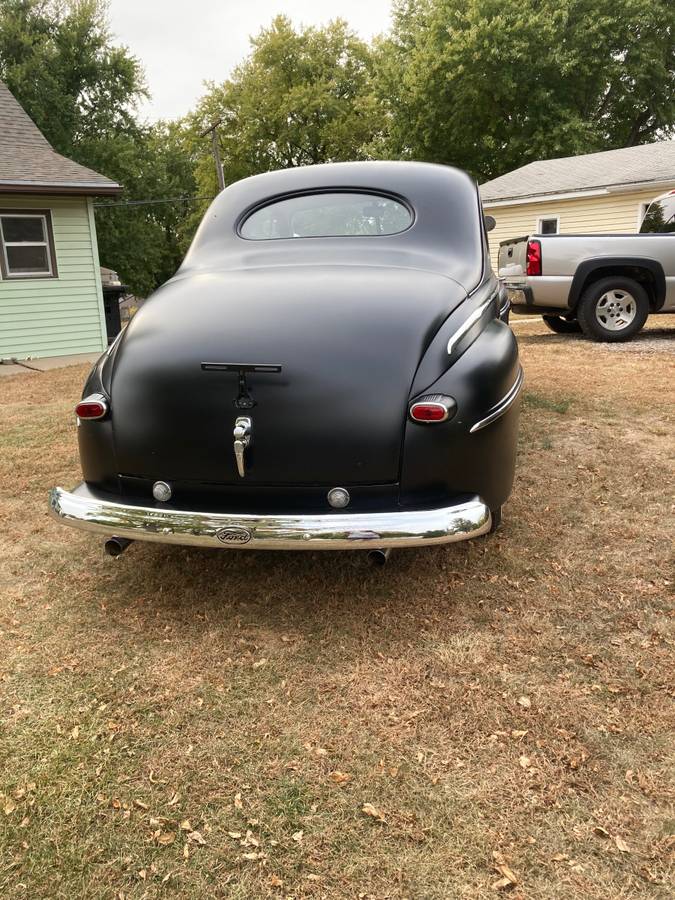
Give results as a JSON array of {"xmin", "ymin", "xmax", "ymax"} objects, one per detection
[{"xmin": 480, "ymin": 142, "xmax": 675, "ymax": 271}]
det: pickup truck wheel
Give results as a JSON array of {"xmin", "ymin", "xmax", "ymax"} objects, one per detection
[
  {"xmin": 577, "ymin": 277, "xmax": 649, "ymax": 342},
  {"xmin": 542, "ymin": 315, "xmax": 581, "ymax": 334}
]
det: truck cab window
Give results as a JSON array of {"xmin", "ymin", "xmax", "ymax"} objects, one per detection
[{"xmin": 639, "ymin": 194, "xmax": 675, "ymax": 233}]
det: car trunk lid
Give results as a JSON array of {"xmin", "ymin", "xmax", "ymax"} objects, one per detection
[{"xmin": 110, "ymin": 266, "xmax": 466, "ymax": 486}]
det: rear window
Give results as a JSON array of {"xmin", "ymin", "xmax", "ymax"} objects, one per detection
[
  {"xmin": 640, "ymin": 194, "xmax": 675, "ymax": 233},
  {"xmin": 240, "ymin": 192, "xmax": 412, "ymax": 240}
]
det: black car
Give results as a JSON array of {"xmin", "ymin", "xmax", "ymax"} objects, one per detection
[{"xmin": 50, "ymin": 161, "xmax": 522, "ymax": 559}]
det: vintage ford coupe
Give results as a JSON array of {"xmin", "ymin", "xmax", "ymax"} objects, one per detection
[{"xmin": 50, "ymin": 162, "xmax": 522, "ymax": 560}]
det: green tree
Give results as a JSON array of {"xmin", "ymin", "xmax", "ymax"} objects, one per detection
[
  {"xmin": 91, "ymin": 121, "xmax": 198, "ymax": 295},
  {"xmin": 376, "ymin": 0, "xmax": 675, "ymax": 181},
  {"xmin": 0, "ymin": 0, "xmax": 197, "ymax": 294},
  {"xmin": 190, "ymin": 16, "xmax": 379, "ymax": 202},
  {"xmin": 0, "ymin": 0, "xmax": 144, "ymax": 155}
]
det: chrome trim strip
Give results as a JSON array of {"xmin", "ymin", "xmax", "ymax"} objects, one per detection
[
  {"xmin": 48, "ymin": 486, "xmax": 492, "ymax": 551},
  {"xmin": 469, "ymin": 367, "xmax": 524, "ymax": 434},
  {"xmin": 446, "ymin": 298, "xmax": 494, "ymax": 355}
]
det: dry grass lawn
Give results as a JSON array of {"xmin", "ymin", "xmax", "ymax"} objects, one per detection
[{"xmin": 1, "ymin": 318, "xmax": 673, "ymax": 899}]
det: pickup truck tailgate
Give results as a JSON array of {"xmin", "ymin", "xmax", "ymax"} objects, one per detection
[{"xmin": 498, "ymin": 236, "xmax": 528, "ymax": 278}]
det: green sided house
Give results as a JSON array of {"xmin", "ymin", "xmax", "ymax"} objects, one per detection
[{"xmin": 0, "ymin": 80, "xmax": 121, "ymax": 361}]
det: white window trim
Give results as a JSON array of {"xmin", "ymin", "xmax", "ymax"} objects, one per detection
[
  {"xmin": 636, "ymin": 201, "xmax": 651, "ymax": 231},
  {"xmin": 536, "ymin": 214, "xmax": 560, "ymax": 235},
  {"xmin": 0, "ymin": 211, "xmax": 55, "ymax": 278}
]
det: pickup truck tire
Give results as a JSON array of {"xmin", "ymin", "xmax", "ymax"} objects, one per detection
[
  {"xmin": 577, "ymin": 277, "xmax": 649, "ymax": 342},
  {"xmin": 542, "ymin": 315, "xmax": 581, "ymax": 334}
]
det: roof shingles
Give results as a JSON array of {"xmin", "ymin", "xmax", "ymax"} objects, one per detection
[
  {"xmin": 480, "ymin": 141, "xmax": 675, "ymax": 203},
  {"xmin": 0, "ymin": 81, "xmax": 121, "ymax": 194}
]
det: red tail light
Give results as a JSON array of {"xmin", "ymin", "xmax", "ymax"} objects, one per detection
[
  {"xmin": 75, "ymin": 397, "xmax": 108, "ymax": 420},
  {"xmin": 526, "ymin": 239, "xmax": 542, "ymax": 276},
  {"xmin": 409, "ymin": 395, "xmax": 456, "ymax": 423}
]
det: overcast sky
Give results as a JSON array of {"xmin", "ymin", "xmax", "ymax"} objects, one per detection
[{"xmin": 107, "ymin": 1, "xmax": 393, "ymax": 122}]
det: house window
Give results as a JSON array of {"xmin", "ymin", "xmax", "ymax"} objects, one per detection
[
  {"xmin": 0, "ymin": 210, "xmax": 57, "ymax": 279},
  {"xmin": 537, "ymin": 216, "xmax": 559, "ymax": 234}
]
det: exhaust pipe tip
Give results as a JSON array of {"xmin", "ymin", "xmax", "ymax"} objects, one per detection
[
  {"xmin": 367, "ymin": 548, "xmax": 391, "ymax": 566},
  {"xmin": 104, "ymin": 536, "xmax": 133, "ymax": 557}
]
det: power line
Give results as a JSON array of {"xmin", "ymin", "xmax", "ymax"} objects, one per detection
[{"xmin": 94, "ymin": 195, "xmax": 216, "ymax": 209}]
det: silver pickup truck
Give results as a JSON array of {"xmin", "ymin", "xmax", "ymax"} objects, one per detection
[{"xmin": 498, "ymin": 191, "xmax": 675, "ymax": 341}]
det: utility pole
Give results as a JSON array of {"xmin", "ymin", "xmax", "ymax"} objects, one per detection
[{"xmin": 199, "ymin": 119, "xmax": 225, "ymax": 192}]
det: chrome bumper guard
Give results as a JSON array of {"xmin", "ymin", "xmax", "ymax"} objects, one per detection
[{"xmin": 49, "ymin": 485, "xmax": 492, "ymax": 550}]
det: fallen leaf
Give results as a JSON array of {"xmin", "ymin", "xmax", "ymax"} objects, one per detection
[
  {"xmin": 69, "ymin": 726, "xmax": 79, "ymax": 740},
  {"xmin": 242, "ymin": 851, "xmax": 262, "ymax": 860},
  {"xmin": 492, "ymin": 850, "xmax": 518, "ymax": 889},
  {"xmin": 519, "ymin": 755, "xmax": 531, "ymax": 769},
  {"xmin": 187, "ymin": 830, "xmax": 206, "ymax": 845},
  {"xmin": 636, "ymin": 771, "xmax": 652, "ymax": 794},
  {"xmin": 330, "ymin": 771, "xmax": 351, "ymax": 785},
  {"xmin": 157, "ymin": 832, "xmax": 175, "ymax": 846},
  {"xmin": 252, "ymin": 658, "xmax": 267, "ymax": 669},
  {"xmin": 234, "ymin": 792, "xmax": 243, "ymax": 810},
  {"xmin": 362, "ymin": 802, "xmax": 385, "ymax": 822},
  {"xmin": 511, "ymin": 730, "xmax": 528, "ymax": 739},
  {"xmin": 269, "ymin": 874, "xmax": 283, "ymax": 887},
  {"xmin": 227, "ymin": 831, "xmax": 242, "ymax": 839},
  {"xmin": 179, "ymin": 819, "xmax": 192, "ymax": 831},
  {"xmin": 134, "ymin": 799, "xmax": 148, "ymax": 810},
  {"xmin": 593, "ymin": 826, "xmax": 610, "ymax": 838},
  {"xmin": 4, "ymin": 800, "xmax": 17, "ymax": 815},
  {"xmin": 292, "ymin": 830, "xmax": 304, "ymax": 843},
  {"xmin": 615, "ymin": 836, "xmax": 630, "ymax": 853},
  {"xmin": 517, "ymin": 696, "xmax": 531, "ymax": 709},
  {"xmin": 183, "ymin": 844, "xmax": 189, "ymax": 859}
]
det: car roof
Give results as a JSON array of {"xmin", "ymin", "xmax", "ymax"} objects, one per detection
[{"xmin": 180, "ymin": 161, "xmax": 486, "ymax": 293}]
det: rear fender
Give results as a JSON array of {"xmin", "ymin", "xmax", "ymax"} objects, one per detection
[
  {"xmin": 78, "ymin": 343, "xmax": 120, "ymax": 492},
  {"xmin": 400, "ymin": 320, "xmax": 520, "ymax": 512},
  {"xmin": 410, "ymin": 277, "xmax": 501, "ymax": 396},
  {"xmin": 569, "ymin": 257, "xmax": 666, "ymax": 311}
]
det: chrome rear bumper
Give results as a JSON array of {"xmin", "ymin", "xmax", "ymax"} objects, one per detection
[{"xmin": 49, "ymin": 485, "xmax": 492, "ymax": 550}]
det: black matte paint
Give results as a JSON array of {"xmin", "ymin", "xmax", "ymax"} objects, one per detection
[{"xmin": 77, "ymin": 161, "xmax": 520, "ymax": 515}]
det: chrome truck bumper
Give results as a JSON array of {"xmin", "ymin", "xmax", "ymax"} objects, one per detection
[{"xmin": 49, "ymin": 485, "xmax": 492, "ymax": 550}]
